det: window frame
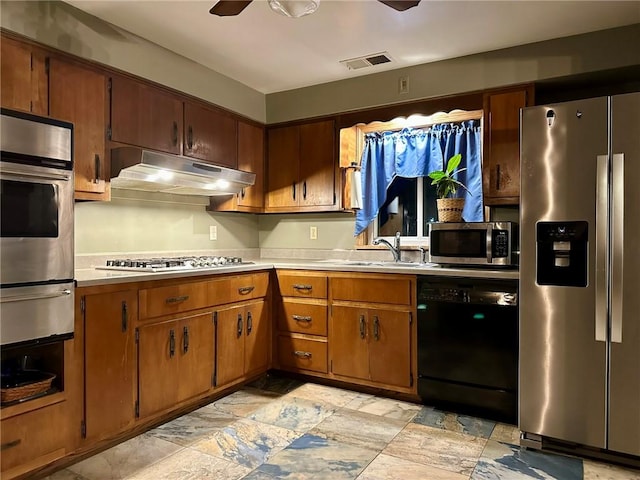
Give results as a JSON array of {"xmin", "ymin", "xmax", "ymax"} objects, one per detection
[{"xmin": 347, "ymin": 109, "xmax": 484, "ymax": 249}]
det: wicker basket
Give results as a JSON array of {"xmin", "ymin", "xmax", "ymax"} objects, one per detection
[
  {"xmin": 436, "ymin": 198, "xmax": 465, "ymax": 222},
  {"xmin": 1, "ymin": 372, "xmax": 56, "ymax": 404}
]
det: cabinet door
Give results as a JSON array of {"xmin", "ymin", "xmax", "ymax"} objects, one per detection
[
  {"xmin": 244, "ymin": 300, "xmax": 269, "ymax": 376},
  {"xmin": 215, "ymin": 305, "xmax": 245, "ymax": 386},
  {"xmin": 0, "ymin": 37, "xmax": 48, "ymax": 115},
  {"xmin": 483, "ymin": 88, "xmax": 530, "ymax": 204},
  {"xmin": 84, "ymin": 290, "xmax": 137, "ymax": 441},
  {"xmin": 138, "ymin": 320, "xmax": 180, "ymax": 418},
  {"xmin": 267, "ymin": 125, "xmax": 299, "ymax": 209},
  {"xmin": 177, "ymin": 313, "xmax": 215, "ymax": 401},
  {"xmin": 49, "ymin": 59, "xmax": 108, "ymax": 200},
  {"xmin": 368, "ymin": 309, "xmax": 412, "ymax": 388},
  {"xmin": 330, "ymin": 305, "xmax": 369, "ymax": 381},
  {"xmin": 110, "ymin": 75, "xmax": 182, "ymax": 154},
  {"xmin": 237, "ymin": 121, "xmax": 264, "ymax": 209},
  {"xmin": 184, "ymin": 101, "xmax": 237, "ymax": 168},
  {"xmin": 299, "ymin": 120, "xmax": 336, "ymax": 207}
]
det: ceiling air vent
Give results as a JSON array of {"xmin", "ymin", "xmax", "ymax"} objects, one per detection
[{"xmin": 340, "ymin": 52, "xmax": 393, "ymax": 70}]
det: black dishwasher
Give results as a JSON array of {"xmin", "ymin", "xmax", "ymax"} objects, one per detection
[{"xmin": 417, "ymin": 276, "xmax": 518, "ymax": 424}]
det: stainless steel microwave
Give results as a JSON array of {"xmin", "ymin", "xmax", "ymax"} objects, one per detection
[{"xmin": 428, "ymin": 222, "xmax": 518, "ymax": 267}]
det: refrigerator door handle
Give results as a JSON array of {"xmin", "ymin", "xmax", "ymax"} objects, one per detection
[
  {"xmin": 611, "ymin": 153, "xmax": 624, "ymax": 343},
  {"xmin": 595, "ymin": 154, "xmax": 609, "ymax": 342}
]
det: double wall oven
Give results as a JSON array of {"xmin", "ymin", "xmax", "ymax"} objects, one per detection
[{"xmin": 1, "ymin": 109, "xmax": 74, "ymax": 390}]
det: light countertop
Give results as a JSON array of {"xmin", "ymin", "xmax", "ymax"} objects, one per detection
[{"xmin": 75, "ymin": 259, "xmax": 518, "ymax": 288}]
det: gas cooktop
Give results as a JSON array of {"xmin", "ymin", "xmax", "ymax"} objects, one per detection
[{"xmin": 96, "ymin": 256, "xmax": 252, "ymax": 272}]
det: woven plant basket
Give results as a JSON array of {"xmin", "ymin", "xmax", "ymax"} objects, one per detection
[{"xmin": 436, "ymin": 198, "xmax": 465, "ymax": 222}]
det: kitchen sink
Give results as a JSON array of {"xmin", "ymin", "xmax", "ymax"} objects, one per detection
[{"xmin": 317, "ymin": 259, "xmax": 423, "ymax": 267}]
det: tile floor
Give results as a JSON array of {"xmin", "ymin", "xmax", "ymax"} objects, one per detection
[{"xmin": 46, "ymin": 375, "xmax": 640, "ymax": 480}]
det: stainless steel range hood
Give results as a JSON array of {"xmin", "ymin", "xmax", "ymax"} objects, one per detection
[{"xmin": 110, "ymin": 147, "xmax": 255, "ymax": 196}]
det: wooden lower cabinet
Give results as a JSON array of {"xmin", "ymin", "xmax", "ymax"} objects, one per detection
[
  {"xmin": 215, "ymin": 300, "xmax": 269, "ymax": 387},
  {"xmin": 1, "ymin": 401, "xmax": 70, "ymax": 479},
  {"xmin": 83, "ymin": 289, "xmax": 138, "ymax": 442},
  {"xmin": 331, "ymin": 306, "xmax": 413, "ymax": 388},
  {"xmin": 138, "ymin": 311, "xmax": 214, "ymax": 418}
]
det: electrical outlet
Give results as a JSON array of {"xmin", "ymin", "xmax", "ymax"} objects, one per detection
[
  {"xmin": 399, "ymin": 76, "xmax": 409, "ymax": 94},
  {"xmin": 310, "ymin": 226, "xmax": 318, "ymax": 240},
  {"xmin": 209, "ymin": 225, "xmax": 217, "ymax": 240}
]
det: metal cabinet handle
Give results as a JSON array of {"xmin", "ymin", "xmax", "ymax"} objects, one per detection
[
  {"xmin": 241, "ymin": 188, "xmax": 246, "ymax": 199},
  {"xmin": 303, "ymin": 181, "xmax": 307, "ymax": 199},
  {"xmin": 247, "ymin": 311, "xmax": 253, "ymax": 335},
  {"xmin": 172, "ymin": 121, "xmax": 178, "ymax": 146},
  {"xmin": 496, "ymin": 164, "xmax": 501, "ymax": 191},
  {"xmin": 359, "ymin": 314, "xmax": 366, "ymax": 339},
  {"xmin": 292, "ymin": 315, "xmax": 312, "ymax": 323},
  {"xmin": 1, "ymin": 439, "xmax": 21, "ymax": 451},
  {"xmin": 292, "ymin": 182, "xmax": 296, "ymax": 200},
  {"xmin": 238, "ymin": 286, "xmax": 255, "ymax": 295},
  {"xmin": 187, "ymin": 125, "xmax": 193, "ymax": 149},
  {"xmin": 292, "ymin": 284, "xmax": 312, "ymax": 291},
  {"xmin": 293, "ymin": 351, "xmax": 312, "ymax": 358},
  {"xmin": 93, "ymin": 153, "xmax": 101, "ymax": 184},
  {"xmin": 165, "ymin": 295, "xmax": 189, "ymax": 304},
  {"xmin": 121, "ymin": 301, "xmax": 128, "ymax": 332},
  {"xmin": 237, "ymin": 313, "xmax": 243, "ymax": 337},
  {"xmin": 373, "ymin": 316, "xmax": 380, "ymax": 341},
  {"xmin": 169, "ymin": 329, "xmax": 175, "ymax": 357},
  {"xmin": 183, "ymin": 326, "xmax": 189, "ymax": 353}
]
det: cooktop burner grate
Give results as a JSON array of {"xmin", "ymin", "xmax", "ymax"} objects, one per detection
[{"xmin": 96, "ymin": 256, "xmax": 252, "ymax": 272}]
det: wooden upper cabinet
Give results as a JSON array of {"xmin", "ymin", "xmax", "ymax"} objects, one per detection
[
  {"xmin": 299, "ymin": 120, "xmax": 335, "ymax": 207},
  {"xmin": 237, "ymin": 121, "xmax": 264, "ymax": 209},
  {"xmin": 109, "ymin": 75, "xmax": 183, "ymax": 155},
  {"xmin": 0, "ymin": 36, "xmax": 48, "ymax": 115},
  {"xmin": 267, "ymin": 125, "xmax": 300, "ymax": 209},
  {"xmin": 483, "ymin": 85, "xmax": 534, "ymax": 205},
  {"xmin": 49, "ymin": 58, "xmax": 109, "ymax": 201},
  {"xmin": 184, "ymin": 101, "xmax": 238, "ymax": 168},
  {"xmin": 266, "ymin": 119, "xmax": 337, "ymax": 212}
]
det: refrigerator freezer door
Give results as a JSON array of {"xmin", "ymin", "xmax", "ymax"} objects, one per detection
[
  {"xmin": 608, "ymin": 92, "xmax": 640, "ymax": 456},
  {"xmin": 519, "ymin": 97, "xmax": 608, "ymax": 448}
]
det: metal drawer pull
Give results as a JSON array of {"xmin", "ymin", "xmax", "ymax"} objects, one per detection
[
  {"xmin": 292, "ymin": 284, "xmax": 312, "ymax": 290},
  {"xmin": 169, "ymin": 329, "xmax": 176, "ymax": 357},
  {"xmin": 373, "ymin": 316, "xmax": 380, "ymax": 341},
  {"xmin": 292, "ymin": 315, "xmax": 312, "ymax": 322},
  {"xmin": 166, "ymin": 295, "xmax": 189, "ymax": 304},
  {"xmin": 293, "ymin": 351, "xmax": 312, "ymax": 359},
  {"xmin": 359, "ymin": 315, "xmax": 365, "ymax": 339},
  {"xmin": 238, "ymin": 286, "xmax": 255, "ymax": 295},
  {"xmin": 1, "ymin": 439, "xmax": 21, "ymax": 450}
]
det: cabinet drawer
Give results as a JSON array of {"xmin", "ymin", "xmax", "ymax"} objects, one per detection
[
  {"xmin": 139, "ymin": 281, "xmax": 209, "ymax": 319},
  {"xmin": 1, "ymin": 401, "xmax": 68, "ymax": 477},
  {"xmin": 277, "ymin": 272, "xmax": 327, "ymax": 299},
  {"xmin": 277, "ymin": 336, "xmax": 327, "ymax": 374},
  {"xmin": 278, "ymin": 300, "xmax": 327, "ymax": 336},
  {"xmin": 331, "ymin": 277, "xmax": 412, "ymax": 305},
  {"xmin": 209, "ymin": 272, "xmax": 269, "ymax": 305}
]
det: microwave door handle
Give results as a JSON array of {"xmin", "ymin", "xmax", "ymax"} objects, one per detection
[
  {"xmin": 486, "ymin": 224, "xmax": 493, "ymax": 263},
  {"xmin": 0, "ymin": 289, "xmax": 72, "ymax": 303},
  {"xmin": 0, "ymin": 167, "xmax": 71, "ymax": 182}
]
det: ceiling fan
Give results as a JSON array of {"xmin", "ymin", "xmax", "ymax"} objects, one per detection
[{"xmin": 210, "ymin": 1, "xmax": 421, "ymax": 17}]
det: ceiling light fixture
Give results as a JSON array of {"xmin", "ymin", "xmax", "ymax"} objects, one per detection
[{"xmin": 268, "ymin": 0, "xmax": 320, "ymax": 18}]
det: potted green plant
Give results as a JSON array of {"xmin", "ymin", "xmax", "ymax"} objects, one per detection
[{"xmin": 427, "ymin": 153, "xmax": 470, "ymax": 222}]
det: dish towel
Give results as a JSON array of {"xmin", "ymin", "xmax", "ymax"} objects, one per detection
[{"xmin": 350, "ymin": 169, "xmax": 363, "ymax": 209}]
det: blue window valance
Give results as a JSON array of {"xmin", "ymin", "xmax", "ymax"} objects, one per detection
[{"xmin": 354, "ymin": 120, "xmax": 483, "ymax": 236}]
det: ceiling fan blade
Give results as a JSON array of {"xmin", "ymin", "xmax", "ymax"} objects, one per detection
[
  {"xmin": 209, "ymin": 1, "xmax": 253, "ymax": 16},
  {"xmin": 378, "ymin": 0, "xmax": 420, "ymax": 12}
]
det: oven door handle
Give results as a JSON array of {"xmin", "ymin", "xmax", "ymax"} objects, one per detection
[
  {"xmin": 0, "ymin": 289, "xmax": 72, "ymax": 303},
  {"xmin": 0, "ymin": 167, "xmax": 72, "ymax": 182}
]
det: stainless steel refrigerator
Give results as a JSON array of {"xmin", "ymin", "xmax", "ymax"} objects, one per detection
[{"xmin": 519, "ymin": 93, "xmax": 640, "ymax": 462}]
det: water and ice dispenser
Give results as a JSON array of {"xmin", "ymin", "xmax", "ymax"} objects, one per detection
[{"xmin": 536, "ymin": 221, "xmax": 588, "ymax": 287}]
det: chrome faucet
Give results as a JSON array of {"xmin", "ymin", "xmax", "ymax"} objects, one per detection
[{"xmin": 373, "ymin": 231, "xmax": 402, "ymax": 262}]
